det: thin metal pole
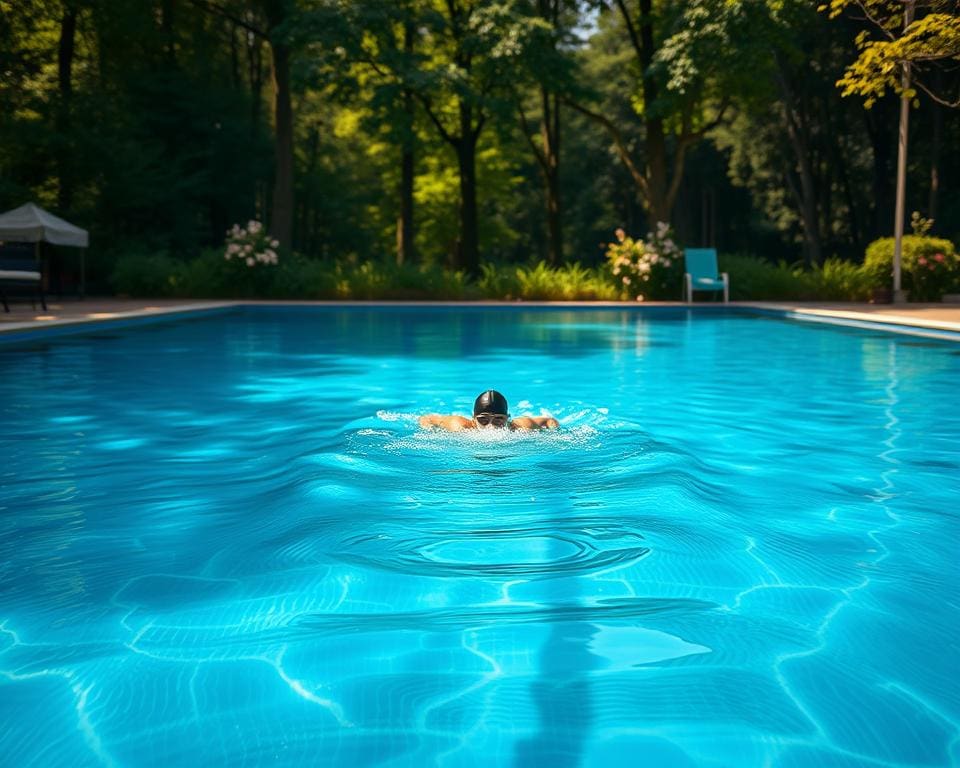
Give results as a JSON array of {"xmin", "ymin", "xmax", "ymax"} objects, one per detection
[{"xmin": 892, "ymin": 0, "xmax": 914, "ymax": 304}]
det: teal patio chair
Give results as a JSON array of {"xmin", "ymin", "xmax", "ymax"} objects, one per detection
[{"xmin": 683, "ymin": 248, "xmax": 729, "ymax": 303}]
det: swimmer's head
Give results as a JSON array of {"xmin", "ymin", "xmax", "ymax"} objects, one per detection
[{"xmin": 473, "ymin": 389, "xmax": 509, "ymax": 428}]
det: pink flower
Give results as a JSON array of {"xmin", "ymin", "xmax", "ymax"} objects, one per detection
[
  {"xmin": 615, "ymin": 228, "xmax": 626, "ymax": 243},
  {"xmin": 934, "ymin": 253, "xmax": 945, "ymax": 263},
  {"xmin": 918, "ymin": 256, "xmax": 927, "ymax": 266}
]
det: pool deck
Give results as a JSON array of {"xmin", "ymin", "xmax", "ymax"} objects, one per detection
[{"xmin": 2, "ymin": 297, "xmax": 960, "ymax": 338}]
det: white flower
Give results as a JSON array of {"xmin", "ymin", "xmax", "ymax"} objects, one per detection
[
  {"xmin": 246, "ymin": 257, "xmax": 255, "ymax": 267},
  {"xmin": 622, "ymin": 276, "xmax": 631, "ymax": 285},
  {"xmin": 271, "ymin": 239, "xmax": 279, "ymax": 248},
  {"xmin": 663, "ymin": 259, "xmax": 672, "ymax": 267},
  {"xmin": 657, "ymin": 221, "xmax": 670, "ymax": 235},
  {"xmin": 248, "ymin": 220, "xmax": 262, "ymax": 234}
]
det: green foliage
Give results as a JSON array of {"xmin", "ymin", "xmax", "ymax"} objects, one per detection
[
  {"xmin": 111, "ymin": 247, "xmax": 945, "ymax": 303},
  {"xmin": 109, "ymin": 252, "xmax": 183, "ymax": 298},
  {"xmin": 605, "ymin": 225, "xmax": 684, "ymax": 301},
  {"xmin": 823, "ymin": 0, "xmax": 960, "ymax": 107},
  {"xmin": 863, "ymin": 236, "xmax": 959, "ymax": 300},
  {"xmin": 718, "ymin": 253, "xmax": 810, "ymax": 300},
  {"xmin": 719, "ymin": 253, "xmax": 875, "ymax": 301},
  {"xmin": 477, "ymin": 262, "xmax": 618, "ymax": 301},
  {"xmin": 331, "ymin": 261, "xmax": 469, "ymax": 300},
  {"xmin": 807, "ymin": 258, "xmax": 874, "ymax": 301}
]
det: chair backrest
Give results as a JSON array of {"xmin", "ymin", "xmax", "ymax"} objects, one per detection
[
  {"xmin": 684, "ymin": 248, "xmax": 718, "ymax": 279},
  {"xmin": 0, "ymin": 242, "xmax": 38, "ymax": 272}
]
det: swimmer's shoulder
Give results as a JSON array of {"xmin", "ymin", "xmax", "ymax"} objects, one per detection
[
  {"xmin": 510, "ymin": 416, "xmax": 559, "ymax": 431},
  {"xmin": 419, "ymin": 414, "xmax": 475, "ymax": 431}
]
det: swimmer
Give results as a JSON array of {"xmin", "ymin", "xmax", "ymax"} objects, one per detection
[{"xmin": 419, "ymin": 390, "xmax": 559, "ymax": 432}]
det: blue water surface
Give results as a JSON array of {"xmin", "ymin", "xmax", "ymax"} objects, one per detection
[{"xmin": 1, "ymin": 307, "xmax": 958, "ymax": 768}]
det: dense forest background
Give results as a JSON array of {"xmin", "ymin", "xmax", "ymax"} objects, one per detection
[{"xmin": 2, "ymin": 0, "xmax": 958, "ymax": 292}]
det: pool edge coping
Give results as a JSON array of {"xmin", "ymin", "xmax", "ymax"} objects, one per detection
[{"xmin": 2, "ymin": 299, "xmax": 960, "ymax": 342}]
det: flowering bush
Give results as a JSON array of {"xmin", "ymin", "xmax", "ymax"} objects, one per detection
[
  {"xmin": 863, "ymin": 235, "xmax": 958, "ymax": 302},
  {"xmin": 224, "ymin": 220, "xmax": 279, "ymax": 267},
  {"xmin": 605, "ymin": 222, "xmax": 683, "ymax": 300}
]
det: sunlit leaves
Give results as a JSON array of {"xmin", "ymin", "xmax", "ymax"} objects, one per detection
[{"xmin": 823, "ymin": 0, "xmax": 960, "ymax": 107}]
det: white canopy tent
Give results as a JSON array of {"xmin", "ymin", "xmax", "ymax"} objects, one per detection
[{"xmin": 0, "ymin": 202, "xmax": 89, "ymax": 296}]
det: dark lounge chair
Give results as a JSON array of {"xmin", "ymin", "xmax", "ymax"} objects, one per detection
[{"xmin": 0, "ymin": 246, "xmax": 47, "ymax": 312}]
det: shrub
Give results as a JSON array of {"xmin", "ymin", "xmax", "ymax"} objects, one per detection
[
  {"xmin": 807, "ymin": 257, "xmax": 873, "ymax": 301},
  {"xmin": 605, "ymin": 223, "xmax": 684, "ymax": 300},
  {"xmin": 718, "ymin": 253, "xmax": 809, "ymax": 300},
  {"xmin": 267, "ymin": 254, "xmax": 338, "ymax": 299},
  {"xmin": 179, "ymin": 249, "xmax": 261, "ymax": 298},
  {"xmin": 477, "ymin": 261, "xmax": 618, "ymax": 301},
  {"xmin": 863, "ymin": 235, "xmax": 959, "ymax": 301},
  {"xmin": 110, "ymin": 252, "xmax": 183, "ymax": 297},
  {"xmin": 332, "ymin": 261, "xmax": 469, "ymax": 300},
  {"xmin": 477, "ymin": 263, "xmax": 520, "ymax": 299},
  {"xmin": 224, "ymin": 220, "xmax": 279, "ymax": 267}
]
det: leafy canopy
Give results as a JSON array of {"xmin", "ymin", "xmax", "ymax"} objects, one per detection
[{"xmin": 822, "ymin": 0, "xmax": 960, "ymax": 107}]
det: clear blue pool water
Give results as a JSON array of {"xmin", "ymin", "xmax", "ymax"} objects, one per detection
[{"xmin": 1, "ymin": 307, "xmax": 959, "ymax": 768}]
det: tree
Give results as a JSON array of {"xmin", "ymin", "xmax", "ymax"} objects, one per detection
[
  {"xmin": 568, "ymin": 0, "xmax": 743, "ymax": 226},
  {"xmin": 410, "ymin": 0, "xmax": 544, "ymax": 274},
  {"xmin": 515, "ymin": 0, "xmax": 580, "ymax": 264},
  {"xmin": 824, "ymin": 0, "xmax": 960, "ymax": 297},
  {"xmin": 187, "ymin": 0, "xmax": 296, "ymax": 248}
]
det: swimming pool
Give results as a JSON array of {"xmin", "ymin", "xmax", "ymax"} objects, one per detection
[{"xmin": 1, "ymin": 306, "xmax": 958, "ymax": 767}]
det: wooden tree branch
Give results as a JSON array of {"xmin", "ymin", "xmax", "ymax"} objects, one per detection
[
  {"xmin": 517, "ymin": 96, "xmax": 548, "ymax": 173},
  {"xmin": 472, "ymin": 110, "xmax": 487, "ymax": 141},
  {"xmin": 186, "ymin": 0, "xmax": 267, "ymax": 38},
  {"xmin": 914, "ymin": 76, "xmax": 960, "ymax": 107},
  {"xmin": 614, "ymin": 0, "xmax": 644, "ymax": 63},
  {"xmin": 563, "ymin": 97, "xmax": 649, "ymax": 199},
  {"xmin": 847, "ymin": 0, "xmax": 898, "ymax": 41},
  {"xmin": 416, "ymin": 94, "xmax": 457, "ymax": 146}
]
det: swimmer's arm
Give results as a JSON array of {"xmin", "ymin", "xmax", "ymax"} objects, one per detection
[
  {"xmin": 510, "ymin": 416, "xmax": 559, "ymax": 431},
  {"xmin": 418, "ymin": 414, "xmax": 475, "ymax": 431}
]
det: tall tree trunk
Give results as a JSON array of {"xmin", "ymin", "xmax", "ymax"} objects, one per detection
[
  {"xmin": 396, "ymin": 19, "xmax": 416, "ymax": 266},
  {"xmin": 161, "ymin": 0, "xmax": 176, "ymax": 62},
  {"xmin": 541, "ymin": 88, "xmax": 562, "ymax": 264},
  {"xmin": 928, "ymin": 71, "xmax": 942, "ymax": 226},
  {"xmin": 775, "ymin": 57, "xmax": 822, "ymax": 265},
  {"xmin": 57, "ymin": 2, "xmax": 78, "ymax": 212},
  {"xmin": 230, "ymin": 22, "xmax": 240, "ymax": 88},
  {"xmin": 638, "ymin": 0, "xmax": 669, "ymax": 223},
  {"xmin": 457, "ymin": 103, "xmax": 479, "ymax": 275},
  {"xmin": 248, "ymin": 34, "xmax": 263, "ymax": 130},
  {"xmin": 536, "ymin": 0, "xmax": 562, "ymax": 263},
  {"xmin": 268, "ymin": 39, "xmax": 293, "ymax": 247}
]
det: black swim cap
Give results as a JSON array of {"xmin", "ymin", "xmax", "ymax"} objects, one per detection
[{"xmin": 473, "ymin": 390, "xmax": 508, "ymax": 416}]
